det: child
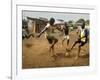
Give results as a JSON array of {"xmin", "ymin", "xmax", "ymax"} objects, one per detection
[
  {"xmin": 37, "ymin": 18, "xmax": 58, "ymax": 57},
  {"xmin": 61, "ymin": 22, "xmax": 70, "ymax": 56},
  {"xmin": 22, "ymin": 20, "xmax": 34, "ymax": 40},
  {"xmin": 22, "ymin": 28, "xmax": 34, "ymax": 40},
  {"xmin": 62, "ymin": 22, "xmax": 70, "ymax": 48},
  {"xmin": 70, "ymin": 21, "xmax": 89, "ymax": 59}
]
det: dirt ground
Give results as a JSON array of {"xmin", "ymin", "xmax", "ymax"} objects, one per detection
[{"xmin": 22, "ymin": 30, "xmax": 89, "ymax": 69}]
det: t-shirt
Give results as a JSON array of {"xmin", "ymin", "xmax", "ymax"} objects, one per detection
[
  {"xmin": 45, "ymin": 23, "xmax": 56, "ymax": 37},
  {"xmin": 80, "ymin": 29, "xmax": 86, "ymax": 42},
  {"xmin": 80, "ymin": 28, "xmax": 89, "ymax": 42}
]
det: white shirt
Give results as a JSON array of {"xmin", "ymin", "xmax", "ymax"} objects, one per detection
[{"xmin": 45, "ymin": 23, "xmax": 56, "ymax": 37}]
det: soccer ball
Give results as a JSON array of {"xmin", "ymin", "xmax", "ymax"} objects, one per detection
[{"xmin": 65, "ymin": 52, "xmax": 69, "ymax": 57}]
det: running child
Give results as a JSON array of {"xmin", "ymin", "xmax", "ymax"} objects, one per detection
[
  {"xmin": 70, "ymin": 20, "xmax": 89, "ymax": 59},
  {"xmin": 61, "ymin": 22, "xmax": 70, "ymax": 56},
  {"xmin": 62, "ymin": 22, "xmax": 70, "ymax": 49},
  {"xmin": 37, "ymin": 18, "xmax": 58, "ymax": 57}
]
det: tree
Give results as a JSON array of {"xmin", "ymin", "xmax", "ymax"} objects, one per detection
[
  {"xmin": 75, "ymin": 18, "xmax": 85, "ymax": 27},
  {"xmin": 68, "ymin": 20, "xmax": 74, "ymax": 27},
  {"xmin": 85, "ymin": 20, "xmax": 89, "ymax": 26}
]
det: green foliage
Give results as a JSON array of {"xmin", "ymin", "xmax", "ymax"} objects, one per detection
[{"xmin": 85, "ymin": 20, "xmax": 89, "ymax": 26}]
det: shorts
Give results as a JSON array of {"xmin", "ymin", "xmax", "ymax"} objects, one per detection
[
  {"xmin": 77, "ymin": 39, "xmax": 87, "ymax": 46},
  {"xmin": 64, "ymin": 35, "xmax": 69, "ymax": 40},
  {"xmin": 46, "ymin": 36, "xmax": 58, "ymax": 44}
]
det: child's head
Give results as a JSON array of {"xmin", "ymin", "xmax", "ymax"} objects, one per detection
[{"xmin": 49, "ymin": 18, "xmax": 55, "ymax": 25}]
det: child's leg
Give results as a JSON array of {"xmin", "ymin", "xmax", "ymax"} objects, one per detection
[
  {"xmin": 70, "ymin": 40, "xmax": 79, "ymax": 50},
  {"xmin": 62, "ymin": 38, "xmax": 66, "ymax": 46},
  {"xmin": 47, "ymin": 36, "xmax": 55, "ymax": 55},
  {"xmin": 47, "ymin": 36, "xmax": 58, "ymax": 56},
  {"xmin": 47, "ymin": 38, "xmax": 53, "ymax": 52},
  {"xmin": 75, "ymin": 41, "xmax": 86, "ymax": 59},
  {"xmin": 62, "ymin": 35, "xmax": 67, "ymax": 46},
  {"xmin": 50, "ymin": 38, "xmax": 58, "ymax": 56},
  {"xmin": 26, "ymin": 34, "xmax": 31, "ymax": 39},
  {"xmin": 67, "ymin": 39, "xmax": 69, "ymax": 46},
  {"xmin": 29, "ymin": 34, "xmax": 34, "ymax": 38},
  {"xmin": 65, "ymin": 39, "xmax": 70, "ymax": 57},
  {"xmin": 66, "ymin": 35, "xmax": 69, "ymax": 49},
  {"xmin": 67, "ymin": 35, "xmax": 69, "ymax": 45},
  {"xmin": 75, "ymin": 45, "xmax": 81, "ymax": 59},
  {"xmin": 31, "ymin": 33, "xmax": 34, "ymax": 38}
]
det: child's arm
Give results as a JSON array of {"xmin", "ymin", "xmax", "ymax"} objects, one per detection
[
  {"xmin": 37, "ymin": 27, "xmax": 48, "ymax": 37},
  {"xmin": 56, "ymin": 27, "xmax": 63, "ymax": 31},
  {"xmin": 54, "ymin": 24, "xmax": 63, "ymax": 31},
  {"xmin": 37, "ymin": 23, "xmax": 49, "ymax": 37},
  {"xmin": 80, "ymin": 36, "xmax": 86, "ymax": 39}
]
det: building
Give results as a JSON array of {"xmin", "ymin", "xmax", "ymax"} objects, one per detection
[{"xmin": 27, "ymin": 17, "xmax": 48, "ymax": 34}]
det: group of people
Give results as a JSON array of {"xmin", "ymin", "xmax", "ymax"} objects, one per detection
[{"xmin": 37, "ymin": 17, "xmax": 89, "ymax": 60}]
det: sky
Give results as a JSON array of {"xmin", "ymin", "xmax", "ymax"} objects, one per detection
[{"xmin": 22, "ymin": 10, "xmax": 89, "ymax": 22}]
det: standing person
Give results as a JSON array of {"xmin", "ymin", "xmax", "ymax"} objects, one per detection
[
  {"xmin": 37, "ymin": 18, "xmax": 58, "ymax": 57},
  {"xmin": 62, "ymin": 22, "xmax": 70, "ymax": 49},
  {"xmin": 22, "ymin": 19, "xmax": 34, "ymax": 40},
  {"xmin": 22, "ymin": 27, "xmax": 34, "ymax": 40},
  {"xmin": 27, "ymin": 20, "xmax": 34, "ymax": 38},
  {"xmin": 61, "ymin": 22, "xmax": 70, "ymax": 56},
  {"xmin": 70, "ymin": 21, "xmax": 89, "ymax": 59}
]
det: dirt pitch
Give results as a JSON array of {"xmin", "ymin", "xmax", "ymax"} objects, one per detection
[{"xmin": 22, "ymin": 30, "xmax": 89, "ymax": 69}]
